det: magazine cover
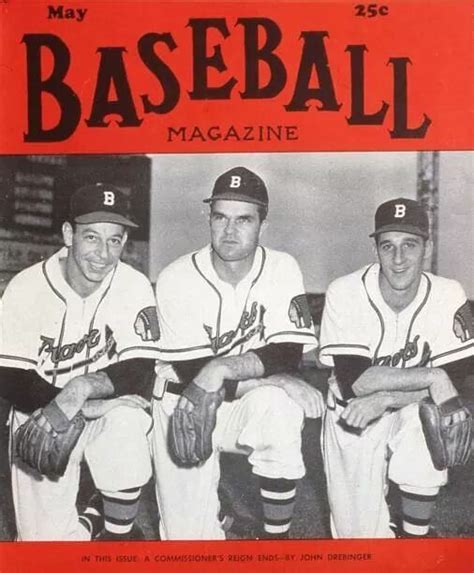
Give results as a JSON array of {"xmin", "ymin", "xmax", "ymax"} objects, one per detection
[{"xmin": 0, "ymin": 1, "xmax": 472, "ymax": 572}]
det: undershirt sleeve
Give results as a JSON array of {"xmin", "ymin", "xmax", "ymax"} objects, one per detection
[
  {"xmin": 0, "ymin": 367, "xmax": 61, "ymax": 413},
  {"xmin": 250, "ymin": 343, "xmax": 303, "ymax": 376},
  {"xmin": 333, "ymin": 355, "xmax": 372, "ymax": 400},
  {"xmin": 439, "ymin": 356, "xmax": 473, "ymax": 392},
  {"xmin": 333, "ymin": 355, "xmax": 473, "ymax": 400},
  {"xmin": 172, "ymin": 356, "xmax": 211, "ymax": 386},
  {"xmin": 173, "ymin": 343, "xmax": 303, "ymax": 383},
  {"xmin": 172, "ymin": 343, "xmax": 303, "ymax": 400},
  {"xmin": 0, "ymin": 359, "xmax": 158, "ymax": 413},
  {"xmin": 102, "ymin": 358, "xmax": 157, "ymax": 401}
]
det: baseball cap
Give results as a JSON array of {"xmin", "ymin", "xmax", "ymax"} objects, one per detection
[
  {"xmin": 203, "ymin": 167, "xmax": 269, "ymax": 207},
  {"xmin": 370, "ymin": 198, "xmax": 429, "ymax": 239},
  {"xmin": 69, "ymin": 183, "xmax": 138, "ymax": 228}
]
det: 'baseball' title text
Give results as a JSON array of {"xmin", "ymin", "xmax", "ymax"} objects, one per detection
[{"xmin": 24, "ymin": 17, "xmax": 430, "ymax": 142}]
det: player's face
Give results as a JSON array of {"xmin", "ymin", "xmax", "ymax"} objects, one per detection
[
  {"xmin": 63, "ymin": 221, "xmax": 127, "ymax": 295},
  {"xmin": 375, "ymin": 231, "xmax": 432, "ymax": 296},
  {"xmin": 210, "ymin": 200, "xmax": 265, "ymax": 263}
]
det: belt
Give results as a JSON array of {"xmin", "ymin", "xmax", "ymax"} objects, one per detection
[
  {"xmin": 165, "ymin": 381, "xmax": 185, "ymax": 396},
  {"xmin": 327, "ymin": 395, "xmax": 349, "ymax": 411}
]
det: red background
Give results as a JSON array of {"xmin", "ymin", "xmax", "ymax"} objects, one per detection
[
  {"xmin": 0, "ymin": 0, "xmax": 472, "ymax": 153},
  {"xmin": 1, "ymin": 538, "xmax": 474, "ymax": 573},
  {"xmin": 0, "ymin": 1, "xmax": 472, "ymax": 571}
]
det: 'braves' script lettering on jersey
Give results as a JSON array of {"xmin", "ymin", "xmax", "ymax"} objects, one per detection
[
  {"xmin": 39, "ymin": 329, "xmax": 101, "ymax": 364},
  {"xmin": 374, "ymin": 335, "xmax": 431, "ymax": 367},
  {"xmin": 204, "ymin": 302, "xmax": 266, "ymax": 354},
  {"xmin": 38, "ymin": 325, "xmax": 118, "ymax": 368}
]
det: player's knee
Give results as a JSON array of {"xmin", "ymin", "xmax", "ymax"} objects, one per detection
[
  {"xmin": 242, "ymin": 387, "xmax": 304, "ymax": 476},
  {"xmin": 264, "ymin": 385, "xmax": 303, "ymax": 418},
  {"xmin": 104, "ymin": 405, "xmax": 152, "ymax": 437},
  {"xmin": 248, "ymin": 385, "xmax": 304, "ymax": 433}
]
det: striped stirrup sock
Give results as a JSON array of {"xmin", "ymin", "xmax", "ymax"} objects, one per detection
[
  {"xmin": 79, "ymin": 492, "xmax": 104, "ymax": 539},
  {"xmin": 399, "ymin": 487, "xmax": 438, "ymax": 537},
  {"xmin": 101, "ymin": 487, "xmax": 142, "ymax": 537},
  {"xmin": 259, "ymin": 477, "xmax": 297, "ymax": 539}
]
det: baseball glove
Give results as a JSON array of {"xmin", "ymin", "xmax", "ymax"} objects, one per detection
[
  {"xmin": 419, "ymin": 396, "xmax": 472, "ymax": 471},
  {"xmin": 15, "ymin": 400, "xmax": 86, "ymax": 479},
  {"xmin": 169, "ymin": 382, "xmax": 225, "ymax": 466}
]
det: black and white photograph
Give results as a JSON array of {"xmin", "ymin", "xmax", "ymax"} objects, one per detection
[{"xmin": 0, "ymin": 151, "xmax": 472, "ymax": 542}]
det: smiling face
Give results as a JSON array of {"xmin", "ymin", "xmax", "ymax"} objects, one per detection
[
  {"xmin": 375, "ymin": 231, "xmax": 432, "ymax": 304},
  {"xmin": 209, "ymin": 200, "xmax": 265, "ymax": 265},
  {"xmin": 62, "ymin": 221, "xmax": 127, "ymax": 296}
]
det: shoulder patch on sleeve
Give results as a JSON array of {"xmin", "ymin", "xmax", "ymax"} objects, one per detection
[
  {"xmin": 453, "ymin": 301, "xmax": 474, "ymax": 342},
  {"xmin": 134, "ymin": 306, "xmax": 160, "ymax": 341},
  {"xmin": 288, "ymin": 294, "xmax": 313, "ymax": 329}
]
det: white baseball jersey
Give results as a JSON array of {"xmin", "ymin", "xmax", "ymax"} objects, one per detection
[
  {"xmin": 0, "ymin": 247, "xmax": 161, "ymax": 385},
  {"xmin": 0, "ymin": 247, "xmax": 160, "ymax": 540},
  {"xmin": 151, "ymin": 244, "xmax": 315, "ymax": 540},
  {"xmin": 320, "ymin": 263, "xmax": 473, "ymax": 373},
  {"xmin": 156, "ymin": 244, "xmax": 317, "ymax": 361},
  {"xmin": 319, "ymin": 263, "xmax": 473, "ymax": 538}
]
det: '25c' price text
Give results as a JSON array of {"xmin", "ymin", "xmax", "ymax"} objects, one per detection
[{"xmin": 355, "ymin": 4, "xmax": 389, "ymax": 17}]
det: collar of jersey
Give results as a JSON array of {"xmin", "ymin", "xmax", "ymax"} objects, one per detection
[
  {"xmin": 366, "ymin": 263, "xmax": 429, "ymax": 317},
  {"xmin": 44, "ymin": 246, "xmax": 117, "ymax": 302},
  {"xmin": 195, "ymin": 244, "xmax": 264, "ymax": 292}
]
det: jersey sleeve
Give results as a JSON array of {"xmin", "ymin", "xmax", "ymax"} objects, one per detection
[
  {"xmin": 319, "ymin": 277, "xmax": 372, "ymax": 367},
  {"xmin": 263, "ymin": 254, "xmax": 317, "ymax": 349},
  {"xmin": 113, "ymin": 270, "xmax": 161, "ymax": 361},
  {"xmin": 429, "ymin": 281, "xmax": 474, "ymax": 367},
  {"xmin": 0, "ymin": 274, "xmax": 40, "ymax": 370}
]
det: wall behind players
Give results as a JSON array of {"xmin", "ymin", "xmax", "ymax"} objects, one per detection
[
  {"xmin": 1, "ymin": 152, "xmax": 470, "ymax": 299},
  {"xmin": 437, "ymin": 152, "xmax": 473, "ymax": 296},
  {"xmin": 148, "ymin": 152, "xmax": 473, "ymax": 299}
]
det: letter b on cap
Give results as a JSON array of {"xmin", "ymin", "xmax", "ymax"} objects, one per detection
[
  {"xmin": 229, "ymin": 176, "xmax": 241, "ymax": 188},
  {"xmin": 394, "ymin": 204, "xmax": 406, "ymax": 218},
  {"xmin": 103, "ymin": 191, "xmax": 115, "ymax": 206}
]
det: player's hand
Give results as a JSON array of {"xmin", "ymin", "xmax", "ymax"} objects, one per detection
[
  {"xmin": 340, "ymin": 393, "xmax": 390, "ymax": 430},
  {"xmin": 82, "ymin": 395, "xmax": 150, "ymax": 419},
  {"xmin": 269, "ymin": 374, "xmax": 325, "ymax": 419},
  {"xmin": 176, "ymin": 394, "xmax": 194, "ymax": 413},
  {"xmin": 174, "ymin": 361, "xmax": 223, "ymax": 413},
  {"xmin": 192, "ymin": 360, "xmax": 228, "ymax": 393},
  {"xmin": 429, "ymin": 371, "xmax": 459, "ymax": 406},
  {"xmin": 430, "ymin": 382, "xmax": 468, "ymax": 425},
  {"xmin": 426, "ymin": 370, "xmax": 470, "ymax": 424}
]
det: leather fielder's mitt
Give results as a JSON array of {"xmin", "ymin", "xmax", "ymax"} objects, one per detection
[
  {"xmin": 419, "ymin": 396, "xmax": 472, "ymax": 471},
  {"xmin": 15, "ymin": 400, "xmax": 86, "ymax": 479},
  {"xmin": 169, "ymin": 382, "xmax": 225, "ymax": 466}
]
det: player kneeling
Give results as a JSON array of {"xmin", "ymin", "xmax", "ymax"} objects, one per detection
[
  {"xmin": 319, "ymin": 198, "xmax": 472, "ymax": 538},
  {"xmin": 0, "ymin": 184, "xmax": 160, "ymax": 540},
  {"xmin": 150, "ymin": 167, "xmax": 324, "ymax": 540}
]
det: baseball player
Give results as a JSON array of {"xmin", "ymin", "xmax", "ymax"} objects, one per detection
[
  {"xmin": 151, "ymin": 166, "xmax": 323, "ymax": 540},
  {"xmin": 0, "ymin": 183, "xmax": 160, "ymax": 541},
  {"xmin": 319, "ymin": 198, "xmax": 473, "ymax": 538}
]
